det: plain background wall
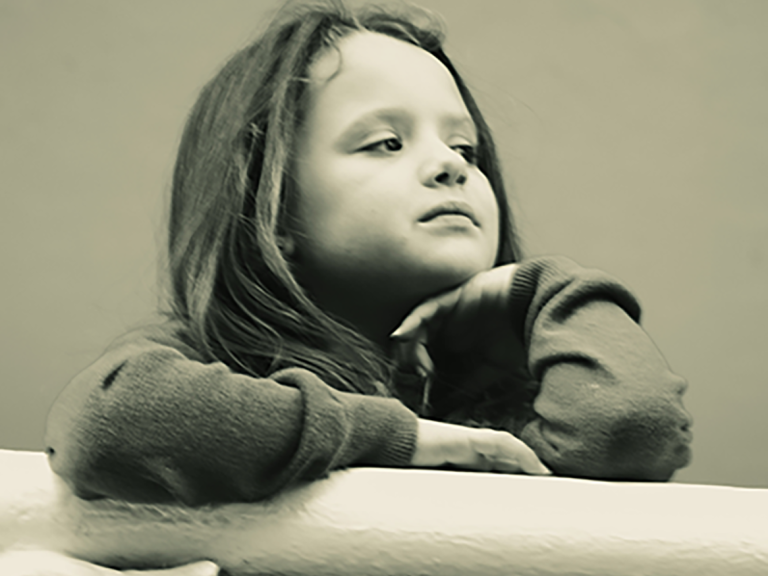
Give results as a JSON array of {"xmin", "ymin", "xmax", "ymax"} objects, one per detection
[{"xmin": 1, "ymin": 0, "xmax": 766, "ymax": 488}]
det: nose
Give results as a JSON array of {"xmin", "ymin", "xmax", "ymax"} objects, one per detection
[{"xmin": 421, "ymin": 147, "xmax": 468, "ymax": 188}]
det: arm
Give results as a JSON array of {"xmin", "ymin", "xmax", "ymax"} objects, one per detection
[
  {"xmin": 0, "ymin": 552, "xmax": 219, "ymax": 576},
  {"xmin": 511, "ymin": 257, "xmax": 692, "ymax": 480},
  {"xmin": 393, "ymin": 256, "xmax": 692, "ymax": 481},
  {"xmin": 45, "ymin": 323, "xmax": 417, "ymax": 505}
]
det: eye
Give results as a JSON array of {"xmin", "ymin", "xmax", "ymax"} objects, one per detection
[
  {"xmin": 361, "ymin": 137, "xmax": 403, "ymax": 153},
  {"xmin": 453, "ymin": 144, "xmax": 477, "ymax": 165}
]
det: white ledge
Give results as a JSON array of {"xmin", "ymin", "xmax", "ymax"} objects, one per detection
[{"xmin": 1, "ymin": 449, "xmax": 767, "ymax": 575}]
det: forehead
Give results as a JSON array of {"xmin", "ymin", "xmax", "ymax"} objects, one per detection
[{"xmin": 306, "ymin": 31, "xmax": 469, "ymax": 122}]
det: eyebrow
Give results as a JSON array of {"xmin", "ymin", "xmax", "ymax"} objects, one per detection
[
  {"xmin": 441, "ymin": 114, "xmax": 477, "ymax": 139},
  {"xmin": 337, "ymin": 107, "xmax": 477, "ymax": 146}
]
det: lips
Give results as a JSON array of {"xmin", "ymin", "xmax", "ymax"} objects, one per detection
[{"xmin": 418, "ymin": 200, "xmax": 479, "ymax": 226}]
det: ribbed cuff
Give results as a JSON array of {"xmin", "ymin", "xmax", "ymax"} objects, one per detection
[
  {"xmin": 508, "ymin": 256, "xmax": 576, "ymax": 341},
  {"xmin": 342, "ymin": 393, "xmax": 419, "ymax": 467}
]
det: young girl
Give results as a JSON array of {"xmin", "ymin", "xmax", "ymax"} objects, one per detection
[{"xmin": 45, "ymin": 1, "xmax": 692, "ymax": 506}]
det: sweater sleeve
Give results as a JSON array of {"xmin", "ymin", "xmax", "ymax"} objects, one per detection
[
  {"xmin": 512, "ymin": 257, "xmax": 693, "ymax": 481},
  {"xmin": 44, "ymin": 325, "xmax": 417, "ymax": 505}
]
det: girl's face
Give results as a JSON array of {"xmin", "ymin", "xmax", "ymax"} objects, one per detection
[{"xmin": 291, "ymin": 31, "xmax": 499, "ymax": 321}]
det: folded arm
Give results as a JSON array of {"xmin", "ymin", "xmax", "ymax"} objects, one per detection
[
  {"xmin": 512, "ymin": 257, "xmax": 693, "ymax": 480},
  {"xmin": 45, "ymin": 324, "xmax": 417, "ymax": 505},
  {"xmin": 393, "ymin": 256, "xmax": 693, "ymax": 481}
]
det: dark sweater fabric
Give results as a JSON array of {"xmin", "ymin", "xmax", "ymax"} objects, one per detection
[
  {"xmin": 45, "ymin": 256, "xmax": 692, "ymax": 505},
  {"xmin": 510, "ymin": 257, "xmax": 691, "ymax": 480}
]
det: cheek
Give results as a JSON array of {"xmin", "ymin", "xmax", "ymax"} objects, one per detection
[
  {"xmin": 291, "ymin": 183, "xmax": 384, "ymax": 265},
  {"xmin": 293, "ymin": 169, "xmax": 354, "ymax": 236},
  {"xmin": 296, "ymin": 155, "xmax": 375, "ymax": 212},
  {"xmin": 475, "ymin": 176, "xmax": 502, "ymax": 256},
  {"xmin": 490, "ymin": 201, "xmax": 502, "ymax": 253}
]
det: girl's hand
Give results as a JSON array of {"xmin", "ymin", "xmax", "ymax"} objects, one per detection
[
  {"xmin": 411, "ymin": 418, "xmax": 550, "ymax": 475},
  {"xmin": 0, "ymin": 551, "xmax": 220, "ymax": 576},
  {"xmin": 391, "ymin": 264, "xmax": 523, "ymax": 393}
]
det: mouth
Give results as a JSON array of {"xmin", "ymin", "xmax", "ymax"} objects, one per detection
[{"xmin": 418, "ymin": 201, "xmax": 479, "ymax": 226}]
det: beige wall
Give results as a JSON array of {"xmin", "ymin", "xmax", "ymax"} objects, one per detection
[{"xmin": 1, "ymin": 0, "xmax": 766, "ymax": 488}]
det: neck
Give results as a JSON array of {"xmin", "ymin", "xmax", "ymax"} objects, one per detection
[{"xmin": 319, "ymin": 292, "xmax": 417, "ymax": 353}]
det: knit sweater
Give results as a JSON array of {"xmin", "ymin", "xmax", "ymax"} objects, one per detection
[{"xmin": 45, "ymin": 256, "xmax": 692, "ymax": 505}]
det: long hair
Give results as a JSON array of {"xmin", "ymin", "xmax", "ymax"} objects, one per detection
[{"xmin": 165, "ymin": 0, "xmax": 522, "ymax": 397}]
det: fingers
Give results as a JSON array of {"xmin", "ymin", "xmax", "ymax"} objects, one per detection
[
  {"xmin": 468, "ymin": 429, "xmax": 551, "ymax": 476},
  {"xmin": 440, "ymin": 275, "xmax": 489, "ymax": 351},
  {"xmin": 390, "ymin": 264, "xmax": 520, "ymax": 349},
  {"xmin": 0, "ymin": 551, "xmax": 220, "ymax": 576},
  {"xmin": 126, "ymin": 561, "xmax": 220, "ymax": 575},
  {"xmin": 390, "ymin": 287, "xmax": 463, "ymax": 341},
  {"xmin": 0, "ymin": 550, "xmax": 112, "ymax": 576},
  {"xmin": 412, "ymin": 419, "xmax": 551, "ymax": 476},
  {"xmin": 391, "ymin": 321, "xmax": 434, "ymax": 381}
]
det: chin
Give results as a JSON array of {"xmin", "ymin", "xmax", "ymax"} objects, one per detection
[{"xmin": 411, "ymin": 259, "xmax": 491, "ymax": 296}]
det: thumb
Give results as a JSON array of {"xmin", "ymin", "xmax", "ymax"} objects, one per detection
[
  {"xmin": 126, "ymin": 561, "xmax": 221, "ymax": 576},
  {"xmin": 390, "ymin": 287, "xmax": 463, "ymax": 341}
]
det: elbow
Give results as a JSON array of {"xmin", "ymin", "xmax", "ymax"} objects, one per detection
[
  {"xmin": 604, "ymin": 379, "xmax": 694, "ymax": 481},
  {"xmin": 599, "ymin": 410, "xmax": 693, "ymax": 481},
  {"xmin": 45, "ymin": 403, "xmax": 92, "ymax": 496},
  {"xmin": 522, "ymin": 406, "xmax": 693, "ymax": 482},
  {"xmin": 45, "ymin": 439, "xmax": 108, "ymax": 501},
  {"xmin": 46, "ymin": 409, "xmax": 172, "ymax": 503}
]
